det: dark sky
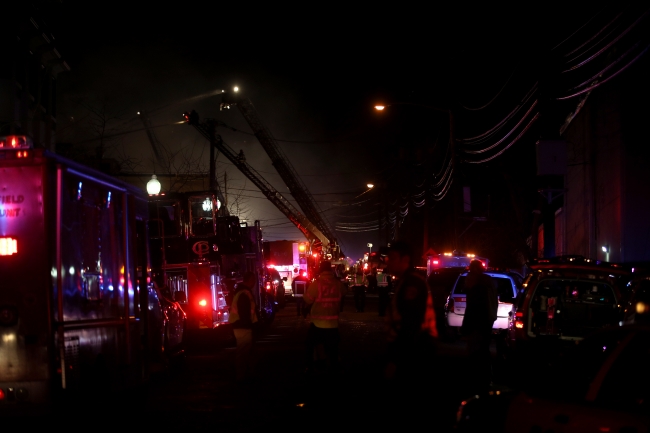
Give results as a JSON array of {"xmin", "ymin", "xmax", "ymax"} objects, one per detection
[{"xmin": 21, "ymin": 1, "xmax": 642, "ymax": 261}]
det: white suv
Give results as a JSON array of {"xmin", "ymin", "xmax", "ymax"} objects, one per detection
[{"xmin": 445, "ymin": 271, "xmax": 522, "ymax": 332}]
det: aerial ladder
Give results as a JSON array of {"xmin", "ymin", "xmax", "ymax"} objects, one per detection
[
  {"xmin": 219, "ymin": 91, "xmax": 342, "ymax": 258},
  {"xmin": 182, "ymin": 110, "xmax": 329, "ymax": 254}
]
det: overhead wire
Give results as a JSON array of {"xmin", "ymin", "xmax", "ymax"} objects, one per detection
[
  {"xmin": 552, "ymin": 5, "xmax": 610, "ymax": 52},
  {"xmin": 464, "ymin": 112, "xmax": 540, "ymax": 164},
  {"xmin": 562, "ymin": 8, "xmax": 650, "ymax": 73},
  {"xmin": 458, "ymin": 84, "xmax": 538, "ymax": 144},
  {"xmin": 557, "ymin": 42, "xmax": 650, "ymax": 100},
  {"xmin": 461, "ymin": 99, "xmax": 538, "ymax": 155},
  {"xmin": 459, "ymin": 67, "xmax": 518, "ymax": 111}
]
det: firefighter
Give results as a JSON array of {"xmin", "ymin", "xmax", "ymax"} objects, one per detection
[
  {"xmin": 230, "ymin": 271, "xmax": 258, "ymax": 382},
  {"xmin": 352, "ymin": 268, "xmax": 367, "ymax": 312},
  {"xmin": 384, "ymin": 241, "xmax": 437, "ymax": 384},
  {"xmin": 376, "ymin": 268, "xmax": 390, "ymax": 317},
  {"xmin": 304, "ymin": 260, "xmax": 343, "ymax": 374}
]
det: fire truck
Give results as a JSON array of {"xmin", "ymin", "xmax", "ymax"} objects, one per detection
[
  {"xmin": 425, "ymin": 250, "xmax": 489, "ymax": 275},
  {"xmin": 0, "ymin": 137, "xmax": 184, "ymax": 408},
  {"xmin": 263, "ymin": 240, "xmax": 309, "ymax": 295},
  {"xmin": 148, "ymin": 192, "xmax": 270, "ymax": 329}
]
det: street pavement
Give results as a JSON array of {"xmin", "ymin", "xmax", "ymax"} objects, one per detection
[
  {"xmin": 137, "ymin": 293, "xmax": 502, "ymax": 431},
  {"xmin": 0, "ymin": 293, "xmax": 509, "ymax": 431}
]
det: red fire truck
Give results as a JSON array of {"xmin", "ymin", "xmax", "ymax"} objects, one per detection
[
  {"xmin": 148, "ymin": 191, "xmax": 271, "ymax": 329},
  {"xmin": 0, "ymin": 137, "xmax": 184, "ymax": 409}
]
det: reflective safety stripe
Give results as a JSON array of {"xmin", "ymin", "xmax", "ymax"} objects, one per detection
[{"xmin": 230, "ymin": 289, "xmax": 258, "ymax": 324}]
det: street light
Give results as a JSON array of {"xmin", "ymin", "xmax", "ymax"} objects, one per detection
[
  {"xmin": 146, "ymin": 175, "xmax": 161, "ymax": 195},
  {"xmin": 367, "ymin": 243, "xmax": 373, "ymax": 254}
]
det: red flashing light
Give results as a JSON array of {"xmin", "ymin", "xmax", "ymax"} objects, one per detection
[
  {"xmin": 432, "ymin": 260, "xmax": 439, "ymax": 266},
  {"xmin": 198, "ymin": 299, "xmax": 207, "ymax": 307},
  {"xmin": 268, "ymin": 264, "xmax": 275, "ymax": 269},
  {"xmin": 0, "ymin": 389, "xmax": 4, "ymax": 400},
  {"xmin": 266, "ymin": 282, "xmax": 271, "ymax": 291},
  {"xmin": 0, "ymin": 237, "xmax": 18, "ymax": 256},
  {"xmin": 302, "ymin": 271, "xmax": 307, "ymax": 277},
  {"xmin": 515, "ymin": 312, "xmax": 523, "ymax": 318},
  {"xmin": 298, "ymin": 244, "xmax": 306, "ymax": 252},
  {"xmin": 312, "ymin": 253, "xmax": 318, "ymax": 258},
  {"xmin": 0, "ymin": 135, "xmax": 31, "ymax": 150}
]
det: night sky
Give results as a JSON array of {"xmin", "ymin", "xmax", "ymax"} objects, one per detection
[{"xmin": 18, "ymin": 1, "xmax": 647, "ymax": 262}]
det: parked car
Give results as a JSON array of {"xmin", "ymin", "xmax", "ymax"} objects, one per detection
[
  {"xmin": 505, "ymin": 256, "xmax": 630, "ymax": 352},
  {"xmin": 445, "ymin": 270, "xmax": 522, "ymax": 334},
  {"xmin": 455, "ymin": 325, "xmax": 650, "ymax": 432}
]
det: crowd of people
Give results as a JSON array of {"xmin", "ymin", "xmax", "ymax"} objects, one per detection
[{"xmin": 227, "ymin": 240, "xmax": 498, "ymax": 402}]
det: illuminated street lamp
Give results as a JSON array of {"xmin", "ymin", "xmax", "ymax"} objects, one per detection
[
  {"xmin": 146, "ymin": 175, "xmax": 161, "ymax": 195},
  {"xmin": 367, "ymin": 242, "xmax": 373, "ymax": 255}
]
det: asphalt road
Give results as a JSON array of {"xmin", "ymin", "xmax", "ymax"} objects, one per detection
[
  {"xmin": 136, "ymin": 294, "xmax": 500, "ymax": 431},
  {"xmin": 5, "ymin": 294, "xmax": 502, "ymax": 431}
]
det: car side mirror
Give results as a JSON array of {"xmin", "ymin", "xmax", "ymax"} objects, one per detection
[{"xmin": 174, "ymin": 291, "xmax": 186, "ymax": 303}]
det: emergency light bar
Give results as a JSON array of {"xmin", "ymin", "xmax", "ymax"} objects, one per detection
[
  {"xmin": 0, "ymin": 237, "xmax": 18, "ymax": 256},
  {"xmin": 0, "ymin": 136, "xmax": 32, "ymax": 150}
]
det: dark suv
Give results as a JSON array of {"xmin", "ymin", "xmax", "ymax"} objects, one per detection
[{"xmin": 506, "ymin": 256, "xmax": 631, "ymax": 351}]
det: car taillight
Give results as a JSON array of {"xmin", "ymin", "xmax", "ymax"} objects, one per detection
[
  {"xmin": 455, "ymin": 297, "xmax": 466, "ymax": 303},
  {"xmin": 515, "ymin": 311, "xmax": 524, "ymax": 329}
]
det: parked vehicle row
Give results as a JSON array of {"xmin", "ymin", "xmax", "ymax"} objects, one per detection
[{"xmin": 453, "ymin": 255, "xmax": 650, "ymax": 432}]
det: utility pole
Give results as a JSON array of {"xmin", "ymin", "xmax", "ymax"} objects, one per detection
[{"xmin": 536, "ymin": 50, "xmax": 565, "ymax": 259}]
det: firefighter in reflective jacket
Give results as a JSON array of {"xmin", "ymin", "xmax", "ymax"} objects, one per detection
[
  {"xmin": 230, "ymin": 271, "xmax": 258, "ymax": 382},
  {"xmin": 352, "ymin": 268, "xmax": 367, "ymax": 312},
  {"xmin": 304, "ymin": 260, "xmax": 343, "ymax": 373}
]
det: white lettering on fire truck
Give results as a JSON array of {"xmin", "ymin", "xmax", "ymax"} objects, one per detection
[
  {"xmin": 0, "ymin": 208, "xmax": 21, "ymax": 217},
  {"xmin": 0, "ymin": 195, "xmax": 24, "ymax": 204}
]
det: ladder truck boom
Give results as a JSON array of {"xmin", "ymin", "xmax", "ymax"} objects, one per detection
[
  {"xmin": 182, "ymin": 110, "xmax": 329, "ymax": 252},
  {"xmin": 220, "ymin": 92, "xmax": 341, "ymax": 257}
]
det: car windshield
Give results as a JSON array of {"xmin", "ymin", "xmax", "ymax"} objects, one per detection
[
  {"xmin": 528, "ymin": 278, "xmax": 618, "ymax": 338},
  {"xmin": 454, "ymin": 275, "xmax": 515, "ymax": 302}
]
